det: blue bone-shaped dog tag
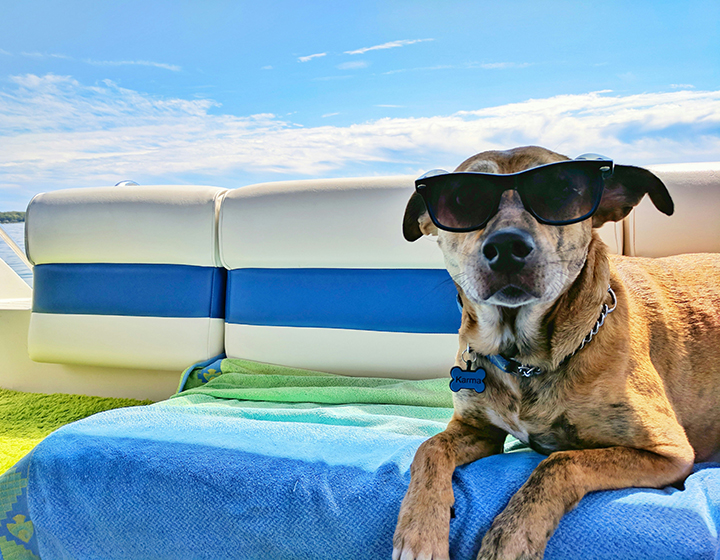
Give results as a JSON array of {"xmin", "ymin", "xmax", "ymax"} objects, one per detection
[{"xmin": 449, "ymin": 365, "xmax": 486, "ymax": 393}]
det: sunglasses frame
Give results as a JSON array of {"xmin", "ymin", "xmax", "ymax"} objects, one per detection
[{"xmin": 414, "ymin": 157, "xmax": 614, "ymax": 233}]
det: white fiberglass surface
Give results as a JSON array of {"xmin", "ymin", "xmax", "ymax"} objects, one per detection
[{"xmin": 0, "ymin": 222, "xmax": 32, "ymax": 286}]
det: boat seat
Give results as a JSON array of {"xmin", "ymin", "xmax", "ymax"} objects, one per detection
[
  {"xmin": 25, "ymin": 185, "xmax": 228, "ymax": 370},
  {"xmin": 626, "ymin": 163, "xmax": 720, "ymax": 257}
]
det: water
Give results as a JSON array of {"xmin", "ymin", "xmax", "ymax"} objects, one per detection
[{"xmin": 0, "ymin": 222, "xmax": 33, "ymax": 287}]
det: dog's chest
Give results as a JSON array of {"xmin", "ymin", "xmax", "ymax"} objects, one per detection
[
  {"xmin": 454, "ymin": 375, "xmax": 584, "ymax": 455},
  {"xmin": 483, "ymin": 407, "xmax": 532, "ymax": 443}
]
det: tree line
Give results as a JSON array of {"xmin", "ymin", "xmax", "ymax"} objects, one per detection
[{"xmin": 0, "ymin": 212, "xmax": 25, "ymax": 223}]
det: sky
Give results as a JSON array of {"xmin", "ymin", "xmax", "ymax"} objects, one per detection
[{"xmin": 1, "ymin": 0, "xmax": 719, "ymax": 210}]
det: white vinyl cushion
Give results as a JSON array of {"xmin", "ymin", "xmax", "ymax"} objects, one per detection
[
  {"xmin": 26, "ymin": 185, "xmax": 227, "ymax": 266},
  {"xmin": 630, "ymin": 163, "xmax": 720, "ymax": 257},
  {"xmin": 225, "ymin": 324, "xmax": 459, "ymax": 379},
  {"xmin": 29, "ymin": 314, "xmax": 224, "ymax": 370},
  {"xmin": 26, "ymin": 184, "xmax": 228, "ymax": 370},
  {"xmin": 219, "ymin": 176, "xmax": 446, "ymax": 270}
]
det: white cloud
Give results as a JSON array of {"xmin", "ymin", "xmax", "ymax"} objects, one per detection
[
  {"xmin": 312, "ymin": 75, "xmax": 353, "ymax": 82},
  {"xmin": 1, "ymin": 75, "xmax": 720, "ymax": 204},
  {"xmin": 85, "ymin": 59, "xmax": 181, "ymax": 71},
  {"xmin": 382, "ymin": 65, "xmax": 452, "ymax": 75},
  {"xmin": 344, "ymin": 39, "xmax": 433, "ymax": 55},
  {"xmin": 20, "ymin": 51, "xmax": 73, "ymax": 60},
  {"xmin": 474, "ymin": 62, "xmax": 531, "ymax": 70},
  {"xmin": 671, "ymin": 84, "xmax": 695, "ymax": 89},
  {"xmin": 298, "ymin": 53, "xmax": 326, "ymax": 63},
  {"xmin": 322, "ymin": 112, "xmax": 340, "ymax": 118},
  {"xmin": 14, "ymin": 50, "xmax": 180, "ymax": 71},
  {"xmin": 382, "ymin": 62, "xmax": 530, "ymax": 75},
  {"xmin": 337, "ymin": 61, "xmax": 369, "ymax": 70}
]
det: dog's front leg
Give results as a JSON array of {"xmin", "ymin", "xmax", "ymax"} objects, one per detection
[
  {"xmin": 393, "ymin": 416, "xmax": 506, "ymax": 560},
  {"xmin": 477, "ymin": 444, "xmax": 694, "ymax": 560}
]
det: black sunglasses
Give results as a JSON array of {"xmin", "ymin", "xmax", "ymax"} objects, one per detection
[{"xmin": 415, "ymin": 155, "xmax": 614, "ymax": 232}]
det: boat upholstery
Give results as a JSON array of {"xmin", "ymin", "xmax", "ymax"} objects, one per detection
[
  {"xmin": 630, "ymin": 163, "xmax": 720, "ymax": 256},
  {"xmin": 22, "ymin": 176, "xmax": 625, "ymax": 377},
  {"xmin": 219, "ymin": 176, "xmax": 462, "ymax": 379},
  {"xmin": 25, "ymin": 185, "xmax": 228, "ymax": 370}
]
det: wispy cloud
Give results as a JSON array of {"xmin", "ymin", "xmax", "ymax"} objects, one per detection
[
  {"xmin": 322, "ymin": 112, "xmax": 340, "ymax": 118},
  {"xmin": 1, "ymin": 49, "xmax": 12, "ymax": 56},
  {"xmin": 84, "ymin": 59, "xmax": 181, "ymax": 71},
  {"xmin": 337, "ymin": 61, "xmax": 369, "ymax": 70},
  {"xmin": 671, "ymin": 84, "xmax": 695, "ymax": 89},
  {"xmin": 11, "ymin": 50, "xmax": 181, "ymax": 71},
  {"xmin": 383, "ymin": 65, "xmax": 451, "ymax": 75},
  {"xmin": 2, "ymin": 75, "xmax": 720, "ymax": 207},
  {"xmin": 345, "ymin": 39, "xmax": 433, "ymax": 55},
  {"xmin": 20, "ymin": 51, "xmax": 72, "ymax": 60},
  {"xmin": 474, "ymin": 62, "xmax": 531, "ymax": 69},
  {"xmin": 382, "ymin": 62, "xmax": 530, "ymax": 75},
  {"xmin": 376, "ymin": 104, "xmax": 404, "ymax": 108},
  {"xmin": 298, "ymin": 52, "xmax": 326, "ymax": 63},
  {"xmin": 312, "ymin": 75, "xmax": 354, "ymax": 82}
]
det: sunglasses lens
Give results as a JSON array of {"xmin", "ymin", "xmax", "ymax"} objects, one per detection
[
  {"xmin": 522, "ymin": 163, "xmax": 601, "ymax": 223},
  {"xmin": 417, "ymin": 160, "xmax": 608, "ymax": 232},
  {"xmin": 425, "ymin": 175, "xmax": 499, "ymax": 230}
]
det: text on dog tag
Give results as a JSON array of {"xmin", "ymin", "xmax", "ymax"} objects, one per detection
[{"xmin": 449, "ymin": 365, "xmax": 486, "ymax": 393}]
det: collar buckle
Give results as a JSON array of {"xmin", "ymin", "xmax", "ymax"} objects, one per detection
[{"xmin": 515, "ymin": 363, "xmax": 545, "ymax": 378}]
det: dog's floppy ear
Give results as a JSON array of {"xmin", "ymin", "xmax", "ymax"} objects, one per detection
[
  {"xmin": 592, "ymin": 165, "xmax": 674, "ymax": 228},
  {"xmin": 403, "ymin": 192, "xmax": 439, "ymax": 241}
]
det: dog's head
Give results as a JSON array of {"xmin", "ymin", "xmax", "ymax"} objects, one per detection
[{"xmin": 403, "ymin": 146, "xmax": 673, "ymax": 312}]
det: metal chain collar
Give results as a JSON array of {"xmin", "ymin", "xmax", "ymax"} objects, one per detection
[{"xmin": 467, "ymin": 285, "xmax": 617, "ymax": 378}]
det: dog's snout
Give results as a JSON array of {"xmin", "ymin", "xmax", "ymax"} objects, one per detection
[{"xmin": 482, "ymin": 228, "xmax": 535, "ymax": 273}]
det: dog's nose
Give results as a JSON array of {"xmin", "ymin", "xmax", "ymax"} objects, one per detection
[{"xmin": 482, "ymin": 228, "xmax": 535, "ymax": 273}]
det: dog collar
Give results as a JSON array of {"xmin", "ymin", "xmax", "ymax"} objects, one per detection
[{"xmin": 463, "ymin": 285, "xmax": 617, "ymax": 378}]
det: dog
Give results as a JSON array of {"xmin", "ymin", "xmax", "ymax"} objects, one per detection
[{"xmin": 392, "ymin": 146, "xmax": 720, "ymax": 559}]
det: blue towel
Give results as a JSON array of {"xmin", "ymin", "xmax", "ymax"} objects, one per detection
[{"xmin": 4, "ymin": 402, "xmax": 719, "ymax": 560}]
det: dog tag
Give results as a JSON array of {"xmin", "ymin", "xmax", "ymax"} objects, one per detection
[{"xmin": 449, "ymin": 363, "xmax": 486, "ymax": 393}]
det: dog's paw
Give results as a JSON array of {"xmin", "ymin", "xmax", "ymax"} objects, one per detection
[
  {"xmin": 392, "ymin": 500, "xmax": 451, "ymax": 560},
  {"xmin": 476, "ymin": 513, "xmax": 545, "ymax": 560}
]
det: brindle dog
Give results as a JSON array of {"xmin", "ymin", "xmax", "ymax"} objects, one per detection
[{"xmin": 392, "ymin": 146, "xmax": 720, "ymax": 560}]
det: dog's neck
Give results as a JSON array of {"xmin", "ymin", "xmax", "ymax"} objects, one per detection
[{"xmin": 459, "ymin": 233, "xmax": 611, "ymax": 371}]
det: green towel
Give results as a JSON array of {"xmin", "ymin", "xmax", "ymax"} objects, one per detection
[
  {"xmin": 177, "ymin": 358, "xmax": 454, "ymax": 407},
  {"xmin": 163, "ymin": 358, "xmax": 455, "ymax": 437},
  {"xmin": 167, "ymin": 358, "xmax": 527, "ymax": 448}
]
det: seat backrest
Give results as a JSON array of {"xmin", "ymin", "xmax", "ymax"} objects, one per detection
[
  {"xmin": 26, "ymin": 185, "xmax": 227, "ymax": 370},
  {"xmin": 625, "ymin": 163, "xmax": 720, "ymax": 257},
  {"xmin": 218, "ymin": 177, "xmax": 460, "ymax": 379}
]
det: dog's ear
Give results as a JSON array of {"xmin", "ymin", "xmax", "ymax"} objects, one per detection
[
  {"xmin": 403, "ymin": 192, "xmax": 438, "ymax": 241},
  {"xmin": 592, "ymin": 165, "xmax": 674, "ymax": 228}
]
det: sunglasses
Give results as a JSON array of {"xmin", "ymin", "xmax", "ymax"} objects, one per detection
[{"xmin": 415, "ymin": 155, "xmax": 614, "ymax": 232}]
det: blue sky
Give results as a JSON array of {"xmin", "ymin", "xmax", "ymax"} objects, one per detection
[{"xmin": 1, "ymin": 0, "xmax": 719, "ymax": 209}]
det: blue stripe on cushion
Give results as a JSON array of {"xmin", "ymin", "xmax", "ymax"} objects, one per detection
[
  {"xmin": 33, "ymin": 264, "xmax": 226, "ymax": 319},
  {"xmin": 225, "ymin": 268, "xmax": 461, "ymax": 334}
]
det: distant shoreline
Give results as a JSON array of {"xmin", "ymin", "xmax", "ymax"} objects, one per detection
[{"xmin": 0, "ymin": 212, "xmax": 25, "ymax": 223}]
